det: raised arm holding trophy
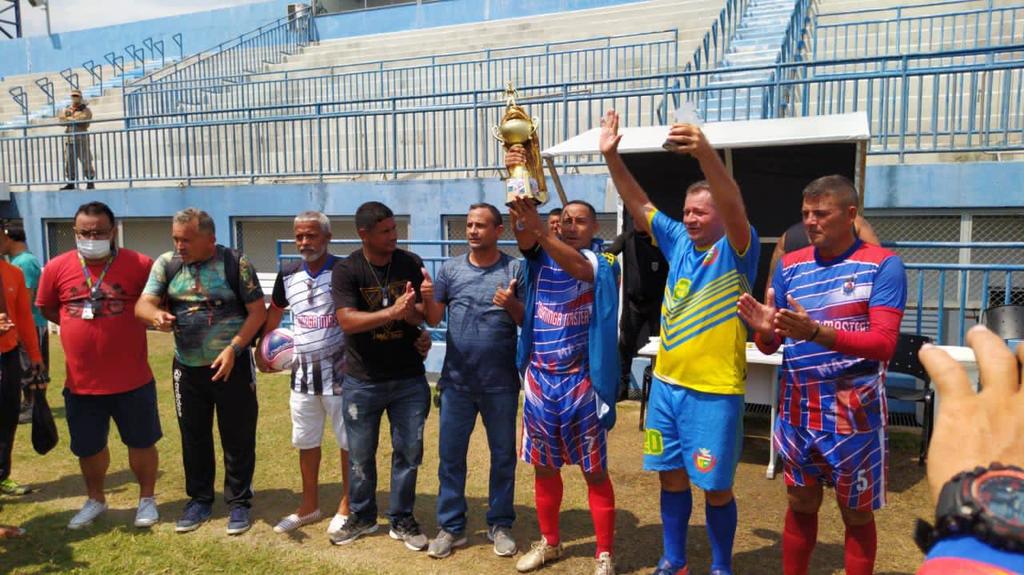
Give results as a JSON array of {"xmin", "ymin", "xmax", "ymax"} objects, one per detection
[{"xmin": 493, "ymin": 83, "xmax": 549, "ymax": 206}]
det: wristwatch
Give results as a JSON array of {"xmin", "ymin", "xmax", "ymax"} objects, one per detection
[
  {"xmin": 915, "ymin": 463, "xmax": 1024, "ymax": 553},
  {"xmin": 229, "ymin": 342, "xmax": 245, "ymax": 356}
]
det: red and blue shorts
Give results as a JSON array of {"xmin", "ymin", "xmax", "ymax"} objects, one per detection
[{"xmin": 520, "ymin": 365, "xmax": 607, "ymax": 473}]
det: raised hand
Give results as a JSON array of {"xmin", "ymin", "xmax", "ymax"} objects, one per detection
[
  {"xmin": 505, "ymin": 144, "xmax": 528, "ymax": 173},
  {"xmin": 599, "ymin": 109, "xmax": 623, "ymax": 156},
  {"xmin": 508, "ymin": 196, "xmax": 545, "ymax": 238},
  {"xmin": 389, "ymin": 281, "xmax": 416, "ymax": 322},
  {"xmin": 493, "ymin": 278, "xmax": 519, "ymax": 310},
  {"xmin": 919, "ymin": 326, "xmax": 1024, "ymax": 502},
  {"xmin": 420, "ymin": 267, "xmax": 434, "ymax": 303},
  {"xmin": 737, "ymin": 288, "xmax": 777, "ymax": 337},
  {"xmin": 774, "ymin": 294, "xmax": 818, "ymax": 341},
  {"xmin": 663, "ymin": 123, "xmax": 713, "ymax": 158}
]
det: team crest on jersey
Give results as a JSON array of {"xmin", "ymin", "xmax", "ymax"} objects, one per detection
[
  {"xmin": 702, "ymin": 246, "xmax": 719, "ymax": 267},
  {"xmin": 672, "ymin": 278, "xmax": 691, "ymax": 300},
  {"xmin": 693, "ymin": 448, "xmax": 717, "ymax": 472},
  {"xmin": 843, "ymin": 275, "xmax": 856, "ymax": 294}
]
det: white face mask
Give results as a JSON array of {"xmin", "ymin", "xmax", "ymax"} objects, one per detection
[{"xmin": 77, "ymin": 238, "xmax": 112, "ymax": 260}]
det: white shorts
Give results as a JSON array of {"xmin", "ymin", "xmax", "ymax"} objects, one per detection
[{"xmin": 289, "ymin": 390, "xmax": 348, "ymax": 450}]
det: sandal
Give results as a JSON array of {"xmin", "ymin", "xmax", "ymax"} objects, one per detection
[{"xmin": 273, "ymin": 509, "xmax": 322, "ymax": 533}]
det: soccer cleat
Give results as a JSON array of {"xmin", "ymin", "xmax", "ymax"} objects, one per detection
[
  {"xmin": 594, "ymin": 552, "xmax": 615, "ymax": 575},
  {"xmin": 0, "ymin": 478, "xmax": 32, "ymax": 496},
  {"xmin": 651, "ymin": 557, "xmax": 689, "ymax": 575},
  {"xmin": 515, "ymin": 539, "xmax": 563, "ymax": 572}
]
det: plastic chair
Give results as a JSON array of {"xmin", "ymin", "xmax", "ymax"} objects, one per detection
[
  {"xmin": 981, "ymin": 304, "xmax": 1024, "ymax": 340},
  {"xmin": 886, "ymin": 333, "xmax": 933, "ymax": 465}
]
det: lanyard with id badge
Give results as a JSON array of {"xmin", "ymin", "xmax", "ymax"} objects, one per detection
[{"xmin": 78, "ymin": 251, "xmax": 116, "ymax": 320}]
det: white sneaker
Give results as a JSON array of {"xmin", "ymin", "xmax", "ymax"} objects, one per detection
[
  {"xmin": 68, "ymin": 498, "xmax": 108, "ymax": 530},
  {"xmin": 134, "ymin": 497, "xmax": 159, "ymax": 528},
  {"xmin": 594, "ymin": 552, "xmax": 615, "ymax": 575},
  {"xmin": 326, "ymin": 513, "xmax": 348, "ymax": 537}
]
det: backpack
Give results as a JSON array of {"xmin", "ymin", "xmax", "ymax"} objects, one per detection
[{"xmin": 162, "ymin": 245, "xmax": 248, "ymax": 318}]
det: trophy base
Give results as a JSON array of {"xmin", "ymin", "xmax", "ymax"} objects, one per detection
[{"xmin": 505, "ymin": 177, "xmax": 548, "ymax": 207}]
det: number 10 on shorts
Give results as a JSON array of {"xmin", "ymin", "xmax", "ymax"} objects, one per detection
[{"xmin": 644, "ymin": 429, "xmax": 664, "ymax": 455}]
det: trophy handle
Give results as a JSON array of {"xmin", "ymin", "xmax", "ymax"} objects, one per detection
[
  {"xmin": 490, "ymin": 125, "xmax": 504, "ymax": 143},
  {"xmin": 530, "ymin": 117, "xmax": 540, "ymax": 134}
]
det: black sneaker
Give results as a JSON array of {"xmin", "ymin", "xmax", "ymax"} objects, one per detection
[
  {"xmin": 329, "ymin": 515, "xmax": 378, "ymax": 546},
  {"xmin": 389, "ymin": 516, "xmax": 428, "ymax": 551}
]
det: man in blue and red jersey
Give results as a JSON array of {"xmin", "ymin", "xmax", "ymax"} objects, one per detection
[
  {"xmin": 505, "ymin": 146, "xmax": 621, "ymax": 575},
  {"xmin": 601, "ymin": 109, "xmax": 758, "ymax": 575},
  {"xmin": 738, "ymin": 175, "xmax": 907, "ymax": 575}
]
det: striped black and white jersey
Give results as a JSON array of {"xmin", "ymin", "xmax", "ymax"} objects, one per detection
[{"xmin": 271, "ymin": 256, "xmax": 345, "ymax": 395}]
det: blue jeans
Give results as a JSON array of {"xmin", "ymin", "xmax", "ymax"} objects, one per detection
[
  {"xmin": 436, "ymin": 387, "xmax": 518, "ymax": 533},
  {"xmin": 342, "ymin": 374, "xmax": 430, "ymax": 525}
]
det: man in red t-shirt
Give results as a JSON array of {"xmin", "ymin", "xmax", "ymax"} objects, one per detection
[{"xmin": 36, "ymin": 201, "xmax": 162, "ymax": 530}]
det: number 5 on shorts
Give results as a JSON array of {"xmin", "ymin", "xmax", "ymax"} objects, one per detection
[{"xmin": 854, "ymin": 469, "xmax": 868, "ymax": 493}]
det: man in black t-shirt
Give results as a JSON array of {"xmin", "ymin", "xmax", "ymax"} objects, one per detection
[{"xmin": 329, "ymin": 201, "xmax": 440, "ymax": 552}]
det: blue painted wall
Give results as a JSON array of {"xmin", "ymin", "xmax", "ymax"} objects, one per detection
[
  {"xmin": 0, "ymin": 0, "xmax": 645, "ymax": 79},
  {"xmin": 10, "ymin": 174, "xmax": 612, "ymax": 261},
  {"xmin": 864, "ymin": 161, "xmax": 1024, "ymax": 209}
]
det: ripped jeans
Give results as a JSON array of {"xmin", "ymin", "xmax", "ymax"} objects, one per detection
[{"xmin": 341, "ymin": 374, "xmax": 430, "ymax": 526}]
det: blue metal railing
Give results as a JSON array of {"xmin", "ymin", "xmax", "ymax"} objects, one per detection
[
  {"xmin": 125, "ymin": 32, "xmax": 679, "ymax": 123},
  {"xmin": 126, "ymin": 9, "xmax": 314, "ymax": 94},
  {"xmin": 813, "ymin": 0, "xmax": 1023, "ymax": 61},
  {"xmin": 2, "ymin": 45, "xmax": 1022, "ymax": 188},
  {"xmin": 685, "ymin": 0, "xmax": 750, "ymax": 73}
]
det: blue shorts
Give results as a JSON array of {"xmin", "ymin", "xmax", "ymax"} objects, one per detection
[
  {"xmin": 642, "ymin": 378, "xmax": 743, "ymax": 491},
  {"xmin": 64, "ymin": 381, "xmax": 163, "ymax": 458},
  {"xmin": 520, "ymin": 366, "xmax": 607, "ymax": 473},
  {"xmin": 773, "ymin": 418, "xmax": 888, "ymax": 512}
]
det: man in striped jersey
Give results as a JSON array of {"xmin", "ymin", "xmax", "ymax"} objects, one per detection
[
  {"xmin": 737, "ymin": 175, "xmax": 907, "ymax": 575},
  {"xmin": 601, "ymin": 110, "xmax": 757, "ymax": 575},
  {"xmin": 506, "ymin": 147, "xmax": 621, "ymax": 575},
  {"xmin": 258, "ymin": 211, "xmax": 351, "ymax": 537}
]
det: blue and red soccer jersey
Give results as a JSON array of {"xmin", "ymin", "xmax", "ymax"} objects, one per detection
[
  {"xmin": 520, "ymin": 246, "xmax": 613, "ymax": 472},
  {"xmin": 772, "ymin": 240, "xmax": 907, "ymax": 434}
]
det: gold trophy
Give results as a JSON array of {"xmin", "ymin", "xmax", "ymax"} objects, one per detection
[{"xmin": 492, "ymin": 83, "xmax": 548, "ymax": 206}]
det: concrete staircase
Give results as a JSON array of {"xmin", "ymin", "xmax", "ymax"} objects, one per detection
[{"xmin": 698, "ymin": 0, "xmax": 800, "ymax": 121}]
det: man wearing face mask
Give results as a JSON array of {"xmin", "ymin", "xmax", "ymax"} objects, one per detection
[
  {"xmin": 136, "ymin": 207, "xmax": 266, "ymax": 536},
  {"xmin": 36, "ymin": 202, "xmax": 161, "ymax": 530}
]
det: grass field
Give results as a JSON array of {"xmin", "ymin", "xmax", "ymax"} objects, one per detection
[{"xmin": 1, "ymin": 332, "xmax": 933, "ymax": 574}]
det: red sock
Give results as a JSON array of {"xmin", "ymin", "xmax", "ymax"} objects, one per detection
[
  {"xmin": 587, "ymin": 476, "xmax": 616, "ymax": 556},
  {"xmin": 535, "ymin": 473, "xmax": 563, "ymax": 546},
  {"xmin": 782, "ymin": 508, "xmax": 818, "ymax": 575},
  {"xmin": 844, "ymin": 520, "xmax": 877, "ymax": 575}
]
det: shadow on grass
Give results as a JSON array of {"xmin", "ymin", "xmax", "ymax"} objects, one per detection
[{"xmin": 1, "ymin": 469, "xmax": 150, "ymax": 511}]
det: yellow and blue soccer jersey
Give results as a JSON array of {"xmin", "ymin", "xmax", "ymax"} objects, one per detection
[{"xmin": 647, "ymin": 209, "xmax": 759, "ymax": 395}]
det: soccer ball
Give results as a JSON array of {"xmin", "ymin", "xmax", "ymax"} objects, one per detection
[{"xmin": 260, "ymin": 328, "xmax": 295, "ymax": 372}]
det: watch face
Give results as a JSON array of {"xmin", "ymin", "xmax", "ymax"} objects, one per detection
[{"xmin": 974, "ymin": 471, "xmax": 1024, "ymax": 527}]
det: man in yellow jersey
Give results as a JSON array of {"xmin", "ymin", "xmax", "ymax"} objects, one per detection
[{"xmin": 600, "ymin": 110, "xmax": 758, "ymax": 575}]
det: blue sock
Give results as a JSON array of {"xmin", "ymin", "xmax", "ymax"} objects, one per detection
[
  {"xmin": 660, "ymin": 489, "xmax": 692, "ymax": 569},
  {"xmin": 705, "ymin": 499, "xmax": 738, "ymax": 574}
]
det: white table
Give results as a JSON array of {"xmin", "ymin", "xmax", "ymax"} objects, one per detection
[{"xmin": 637, "ymin": 337, "xmax": 978, "ymax": 479}]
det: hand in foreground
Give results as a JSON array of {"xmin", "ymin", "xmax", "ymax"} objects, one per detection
[
  {"xmin": 737, "ymin": 288, "xmax": 777, "ymax": 338},
  {"xmin": 414, "ymin": 329, "xmax": 432, "ymax": 359},
  {"xmin": 774, "ymin": 295, "xmax": 818, "ymax": 341},
  {"xmin": 919, "ymin": 325, "xmax": 1024, "ymax": 502},
  {"xmin": 152, "ymin": 310, "xmax": 176, "ymax": 332},
  {"xmin": 507, "ymin": 196, "xmax": 545, "ymax": 239},
  {"xmin": 211, "ymin": 345, "xmax": 237, "ymax": 382},
  {"xmin": 389, "ymin": 282, "xmax": 416, "ymax": 322},
  {"xmin": 493, "ymin": 279, "xmax": 519, "ymax": 310},
  {"xmin": 420, "ymin": 267, "xmax": 434, "ymax": 303}
]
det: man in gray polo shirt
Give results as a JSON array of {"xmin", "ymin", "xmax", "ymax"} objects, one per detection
[{"xmin": 424, "ymin": 202, "xmax": 524, "ymax": 559}]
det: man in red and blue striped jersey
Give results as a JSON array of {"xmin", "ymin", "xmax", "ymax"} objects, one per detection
[{"xmin": 738, "ymin": 175, "xmax": 907, "ymax": 575}]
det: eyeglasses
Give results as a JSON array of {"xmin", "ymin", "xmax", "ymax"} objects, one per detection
[{"xmin": 74, "ymin": 228, "xmax": 113, "ymax": 240}]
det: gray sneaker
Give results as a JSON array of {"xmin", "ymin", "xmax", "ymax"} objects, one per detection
[
  {"xmin": 427, "ymin": 528, "xmax": 467, "ymax": 559},
  {"xmin": 488, "ymin": 524, "xmax": 518, "ymax": 557},
  {"xmin": 68, "ymin": 498, "xmax": 108, "ymax": 530},
  {"xmin": 388, "ymin": 516, "xmax": 428, "ymax": 551},
  {"xmin": 134, "ymin": 496, "xmax": 159, "ymax": 528}
]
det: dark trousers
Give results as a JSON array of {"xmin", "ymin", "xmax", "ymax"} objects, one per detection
[
  {"xmin": 172, "ymin": 357, "xmax": 259, "ymax": 509},
  {"xmin": 0, "ymin": 350, "xmax": 25, "ymax": 482},
  {"xmin": 436, "ymin": 387, "xmax": 518, "ymax": 533},
  {"xmin": 342, "ymin": 374, "xmax": 430, "ymax": 525},
  {"xmin": 619, "ymin": 300, "xmax": 662, "ymax": 397}
]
